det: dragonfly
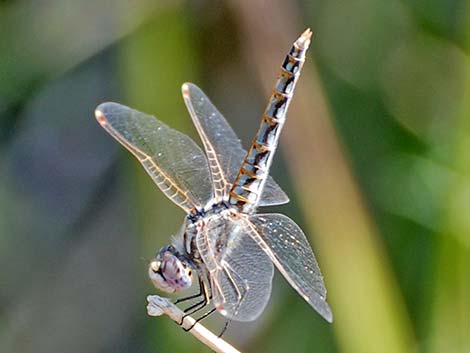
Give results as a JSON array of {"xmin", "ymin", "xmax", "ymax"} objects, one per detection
[{"xmin": 95, "ymin": 28, "xmax": 332, "ymax": 327}]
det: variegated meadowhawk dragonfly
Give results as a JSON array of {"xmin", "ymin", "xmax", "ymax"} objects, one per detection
[{"xmin": 95, "ymin": 29, "xmax": 332, "ymax": 329}]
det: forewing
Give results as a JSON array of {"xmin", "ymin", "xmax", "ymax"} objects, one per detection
[
  {"xmin": 199, "ymin": 217, "xmax": 274, "ymax": 321},
  {"xmin": 247, "ymin": 213, "xmax": 333, "ymax": 322},
  {"xmin": 182, "ymin": 83, "xmax": 289, "ymax": 206},
  {"xmin": 95, "ymin": 102, "xmax": 212, "ymax": 212}
]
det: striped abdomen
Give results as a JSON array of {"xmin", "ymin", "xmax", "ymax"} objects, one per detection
[{"xmin": 229, "ymin": 29, "xmax": 312, "ymax": 212}]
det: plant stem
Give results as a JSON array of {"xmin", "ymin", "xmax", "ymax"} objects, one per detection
[{"xmin": 147, "ymin": 295, "xmax": 242, "ymax": 353}]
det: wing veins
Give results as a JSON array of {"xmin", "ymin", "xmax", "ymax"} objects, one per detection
[
  {"xmin": 242, "ymin": 217, "xmax": 309, "ymax": 292},
  {"xmin": 183, "ymin": 90, "xmax": 229, "ymax": 200},
  {"xmin": 243, "ymin": 216, "xmax": 328, "ymax": 300},
  {"xmin": 97, "ymin": 114, "xmax": 197, "ymax": 213}
]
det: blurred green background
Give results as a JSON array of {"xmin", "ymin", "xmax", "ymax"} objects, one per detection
[{"xmin": 0, "ymin": 1, "xmax": 469, "ymax": 353}]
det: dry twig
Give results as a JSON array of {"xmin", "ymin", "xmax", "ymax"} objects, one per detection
[{"xmin": 147, "ymin": 295, "xmax": 242, "ymax": 353}]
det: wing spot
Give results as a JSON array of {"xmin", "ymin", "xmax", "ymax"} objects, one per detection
[
  {"xmin": 95, "ymin": 110, "xmax": 107, "ymax": 125},
  {"xmin": 181, "ymin": 83, "xmax": 190, "ymax": 97}
]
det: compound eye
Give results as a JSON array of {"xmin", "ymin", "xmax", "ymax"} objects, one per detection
[
  {"xmin": 150, "ymin": 260, "xmax": 160, "ymax": 273},
  {"xmin": 185, "ymin": 267, "xmax": 193, "ymax": 279}
]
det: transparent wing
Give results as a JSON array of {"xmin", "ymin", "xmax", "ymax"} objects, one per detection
[
  {"xmin": 182, "ymin": 82, "xmax": 289, "ymax": 206},
  {"xmin": 198, "ymin": 216, "xmax": 274, "ymax": 321},
  {"xmin": 95, "ymin": 102, "xmax": 213, "ymax": 212},
  {"xmin": 259, "ymin": 178, "xmax": 290, "ymax": 207},
  {"xmin": 247, "ymin": 213, "xmax": 333, "ymax": 323}
]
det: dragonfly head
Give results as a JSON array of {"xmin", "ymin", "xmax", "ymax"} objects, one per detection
[{"xmin": 148, "ymin": 245, "xmax": 193, "ymax": 293}]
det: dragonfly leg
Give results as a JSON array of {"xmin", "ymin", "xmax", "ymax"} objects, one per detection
[
  {"xmin": 218, "ymin": 320, "xmax": 230, "ymax": 338},
  {"xmin": 174, "ymin": 275, "xmax": 205, "ymax": 308},
  {"xmin": 215, "ymin": 261, "xmax": 250, "ymax": 337},
  {"xmin": 214, "ymin": 281, "xmax": 248, "ymax": 338},
  {"xmin": 182, "ymin": 297, "xmax": 208, "ymax": 315},
  {"xmin": 179, "ymin": 276, "xmax": 211, "ymax": 325},
  {"xmin": 174, "ymin": 281, "xmax": 203, "ymax": 305},
  {"xmin": 221, "ymin": 260, "xmax": 250, "ymax": 310},
  {"xmin": 216, "ymin": 283, "xmax": 247, "ymax": 338},
  {"xmin": 183, "ymin": 307, "xmax": 217, "ymax": 332},
  {"xmin": 180, "ymin": 299, "xmax": 209, "ymax": 326}
]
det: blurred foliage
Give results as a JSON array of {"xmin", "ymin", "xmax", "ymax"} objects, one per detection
[{"xmin": 0, "ymin": 1, "xmax": 469, "ymax": 353}]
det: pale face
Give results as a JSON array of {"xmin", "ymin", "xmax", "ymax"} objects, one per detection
[{"xmin": 148, "ymin": 245, "xmax": 193, "ymax": 293}]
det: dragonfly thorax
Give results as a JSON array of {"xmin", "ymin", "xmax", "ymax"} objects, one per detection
[
  {"xmin": 149, "ymin": 204, "xmax": 235, "ymax": 295},
  {"xmin": 184, "ymin": 202, "xmax": 237, "ymax": 254},
  {"xmin": 148, "ymin": 244, "xmax": 193, "ymax": 293},
  {"xmin": 186, "ymin": 200, "xmax": 232, "ymax": 222}
]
